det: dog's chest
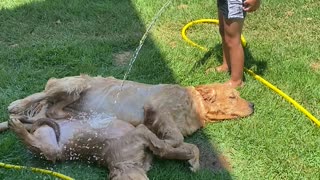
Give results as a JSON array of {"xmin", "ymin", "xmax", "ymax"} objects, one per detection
[{"xmin": 70, "ymin": 84, "xmax": 165, "ymax": 125}]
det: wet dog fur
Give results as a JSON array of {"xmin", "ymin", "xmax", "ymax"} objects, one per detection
[
  {"xmin": 4, "ymin": 75, "xmax": 254, "ymax": 147},
  {"xmin": 9, "ymin": 115, "xmax": 199, "ymax": 180}
]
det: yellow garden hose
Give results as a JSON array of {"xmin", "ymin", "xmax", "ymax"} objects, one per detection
[
  {"xmin": 0, "ymin": 162, "xmax": 74, "ymax": 180},
  {"xmin": 181, "ymin": 19, "xmax": 320, "ymax": 127},
  {"xmin": 181, "ymin": 19, "xmax": 247, "ymax": 50}
]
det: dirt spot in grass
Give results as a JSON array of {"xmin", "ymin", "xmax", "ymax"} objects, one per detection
[
  {"xmin": 113, "ymin": 51, "xmax": 133, "ymax": 66},
  {"xmin": 284, "ymin": 10, "xmax": 294, "ymax": 18},
  {"xmin": 310, "ymin": 61, "xmax": 320, "ymax": 72},
  {"xmin": 168, "ymin": 41, "xmax": 177, "ymax": 48},
  {"xmin": 177, "ymin": 4, "xmax": 188, "ymax": 10}
]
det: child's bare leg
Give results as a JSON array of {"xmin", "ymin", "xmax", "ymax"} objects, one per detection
[
  {"xmin": 222, "ymin": 17, "xmax": 245, "ymax": 88},
  {"xmin": 216, "ymin": 10, "xmax": 230, "ymax": 73}
]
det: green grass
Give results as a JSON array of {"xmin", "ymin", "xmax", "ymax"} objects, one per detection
[{"xmin": 0, "ymin": 0, "xmax": 319, "ymax": 179}]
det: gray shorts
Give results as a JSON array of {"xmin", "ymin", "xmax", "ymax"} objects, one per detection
[{"xmin": 218, "ymin": 0, "xmax": 246, "ymax": 19}]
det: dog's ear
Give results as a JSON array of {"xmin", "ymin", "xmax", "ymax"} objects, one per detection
[{"xmin": 195, "ymin": 85, "xmax": 216, "ymax": 104}]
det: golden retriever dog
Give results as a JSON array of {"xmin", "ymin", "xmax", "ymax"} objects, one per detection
[
  {"xmin": 3, "ymin": 74, "xmax": 254, "ymax": 147},
  {"xmin": 8, "ymin": 114, "xmax": 199, "ymax": 180}
]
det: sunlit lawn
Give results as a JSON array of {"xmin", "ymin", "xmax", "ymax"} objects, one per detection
[{"xmin": 0, "ymin": 0, "xmax": 319, "ymax": 179}]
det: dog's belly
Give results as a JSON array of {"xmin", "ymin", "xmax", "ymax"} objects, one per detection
[
  {"xmin": 32, "ymin": 117, "xmax": 135, "ymax": 161},
  {"xmin": 70, "ymin": 81, "xmax": 166, "ymax": 126},
  {"xmin": 58, "ymin": 116, "xmax": 135, "ymax": 146}
]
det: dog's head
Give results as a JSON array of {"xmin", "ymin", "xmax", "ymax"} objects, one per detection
[{"xmin": 195, "ymin": 84, "xmax": 254, "ymax": 122}]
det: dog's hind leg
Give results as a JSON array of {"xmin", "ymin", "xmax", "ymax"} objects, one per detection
[
  {"xmin": 8, "ymin": 118, "xmax": 62, "ymax": 162},
  {"xmin": 8, "ymin": 92, "xmax": 47, "ymax": 115},
  {"xmin": 8, "ymin": 76, "xmax": 90, "ymax": 119},
  {"xmin": 136, "ymin": 124, "xmax": 200, "ymax": 172},
  {"xmin": 7, "ymin": 92, "xmax": 48, "ymax": 129}
]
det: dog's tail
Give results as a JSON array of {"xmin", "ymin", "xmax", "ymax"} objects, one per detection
[{"xmin": 30, "ymin": 118, "xmax": 61, "ymax": 143}]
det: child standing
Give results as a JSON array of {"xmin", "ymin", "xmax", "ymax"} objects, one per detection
[{"xmin": 216, "ymin": 0, "xmax": 260, "ymax": 88}]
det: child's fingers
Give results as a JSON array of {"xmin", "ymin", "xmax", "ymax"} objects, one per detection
[
  {"xmin": 243, "ymin": 5, "xmax": 258, "ymax": 12},
  {"xmin": 243, "ymin": 0, "xmax": 260, "ymax": 12},
  {"xmin": 243, "ymin": 6, "xmax": 252, "ymax": 12},
  {"xmin": 243, "ymin": 0, "xmax": 249, "ymax": 6},
  {"xmin": 243, "ymin": 1, "xmax": 251, "ymax": 12}
]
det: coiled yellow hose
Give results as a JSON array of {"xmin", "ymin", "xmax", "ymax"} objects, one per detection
[
  {"xmin": 181, "ymin": 19, "xmax": 320, "ymax": 127},
  {"xmin": 0, "ymin": 162, "xmax": 74, "ymax": 180}
]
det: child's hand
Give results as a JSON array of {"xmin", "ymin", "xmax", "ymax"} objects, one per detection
[{"xmin": 243, "ymin": 0, "xmax": 261, "ymax": 12}]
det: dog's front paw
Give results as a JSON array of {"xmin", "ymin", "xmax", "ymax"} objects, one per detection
[
  {"xmin": 188, "ymin": 145, "xmax": 200, "ymax": 172},
  {"xmin": 189, "ymin": 157, "xmax": 200, "ymax": 172}
]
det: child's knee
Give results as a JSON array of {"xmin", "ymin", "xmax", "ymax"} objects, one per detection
[{"xmin": 223, "ymin": 34, "xmax": 242, "ymax": 48}]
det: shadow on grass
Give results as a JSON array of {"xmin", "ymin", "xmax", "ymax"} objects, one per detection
[
  {"xmin": 0, "ymin": 0, "xmax": 232, "ymax": 179},
  {"xmin": 190, "ymin": 44, "xmax": 268, "ymax": 78}
]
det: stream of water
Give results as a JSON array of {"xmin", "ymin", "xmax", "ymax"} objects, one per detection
[{"xmin": 114, "ymin": 0, "xmax": 173, "ymax": 103}]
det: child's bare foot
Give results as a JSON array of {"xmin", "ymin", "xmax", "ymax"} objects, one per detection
[{"xmin": 224, "ymin": 80, "xmax": 245, "ymax": 89}]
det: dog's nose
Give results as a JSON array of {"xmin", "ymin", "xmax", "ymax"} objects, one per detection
[{"xmin": 249, "ymin": 102, "xmax": 254, "ymax": 110}]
